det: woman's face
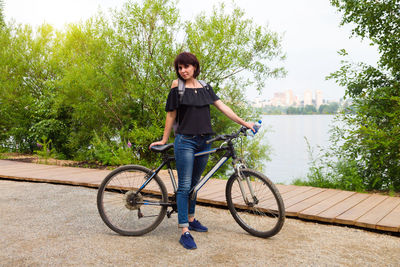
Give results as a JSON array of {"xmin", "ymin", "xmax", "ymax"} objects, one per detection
[{"xmin": 178, "ymin": 64, "xmax": 196, "ymax": 80}]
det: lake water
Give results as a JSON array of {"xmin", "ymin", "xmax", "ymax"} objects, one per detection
[{"xmin": 259, "ymin": 114, "xmax": 336, "ymax": 184}]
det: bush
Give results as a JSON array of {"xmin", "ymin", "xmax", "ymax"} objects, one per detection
[
  {"xmin": 84, "ymin": 133, "xmax": 134, "ymax": 166},
  {"xmin": 0, "ymin": 0, "xmax": 284, "ymax": 170}
]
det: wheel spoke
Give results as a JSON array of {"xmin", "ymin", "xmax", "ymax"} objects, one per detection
[
  {"xmin": 97, "ymin": 165, "xmax": 168, "ymax": 236},
  {"xmin": 226, "ymin": 169, "xmax": 285, "ymax": 238}
]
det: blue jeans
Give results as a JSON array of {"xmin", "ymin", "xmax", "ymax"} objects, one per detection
[{"xmin": 174, "ymin": 134, "xmax": 211, "ymax": 228}]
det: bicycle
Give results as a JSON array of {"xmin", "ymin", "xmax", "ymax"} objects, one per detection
[{"xmin": 97, "ymin": 126, "xmax": 285, "ymax": 238}]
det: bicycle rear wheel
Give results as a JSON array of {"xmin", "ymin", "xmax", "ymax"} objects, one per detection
[
  {"xmin": 97, "ymin": 165, "xmax": 168, "ymax": 236},
  {"xmin": 226, "ymin": 169, "xmax": 285, "ymax": 238}
]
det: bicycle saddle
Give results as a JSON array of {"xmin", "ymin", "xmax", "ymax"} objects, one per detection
[{"xmin": 150, "ymin": 143, "xmax": 174, "ymax": 153}]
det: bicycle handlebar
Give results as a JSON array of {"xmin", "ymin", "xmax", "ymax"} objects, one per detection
[{"xmin": 206, "ymin": 126, "xmax": 248, "ymax": 144}]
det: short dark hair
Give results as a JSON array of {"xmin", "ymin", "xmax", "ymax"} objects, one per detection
[{"xmin": 174, "ymin": 52, "xmax": 200, "ymax": 80}]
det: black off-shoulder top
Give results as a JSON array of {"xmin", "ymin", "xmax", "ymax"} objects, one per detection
[{"xmin": 165, "ymin": 84, "xmax": 220, "ymax": 135}]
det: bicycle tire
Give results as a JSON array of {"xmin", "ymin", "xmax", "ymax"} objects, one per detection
[
  {"xmin": 226, "ymin": 169, "xmax": 285, "ymax": 238},
  {"xmin": 97, "ymin": 165, "xmax": 168, "ymax": 236}
]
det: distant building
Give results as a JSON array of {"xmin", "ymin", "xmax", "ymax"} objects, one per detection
[
  {"xmin": 293, "ymin": 95, "xmax": 300, "ymax": 106},
  {"xmin": 285, "ymin": 90, "xmax": 294, "ymax": 106},
  {"xmin": 304, "ymin": 90, "xmax": 312, "ymax": 106},
  {"xmin": 252, "ymin": 97, "xmax": 268, "ymax": 108},
  {"xmin": 257, "ymin": 89, "xmax": 338, "ymax": 109},
  {"xmin": 271, "ymin": 92, "xmax": 286, "ymax": 106},
  {"xmin": 316, "ymin": 90, "xmax": 323, "ymax": 109}
]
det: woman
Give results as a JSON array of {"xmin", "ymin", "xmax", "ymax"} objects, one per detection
[{"xmin": 149, "ymin": 52, "xmax": 254, "ymax": 250}]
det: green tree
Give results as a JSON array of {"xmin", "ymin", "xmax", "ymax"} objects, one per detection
[
  {"xmin": 0, "ymin": 16, "xmax": 10, "ymax": 149},
  {"xmin": 184, "ymin": 2, "xmax": 285, "ymax": 171},
  {"xmin": 0, "ymin": 23, "xmax": 64, "ymax": 153},
  {"xmin": 325, "ymin": 0, "xmax": 400, "ymax": 190},
  {"xmin": 110, "ymin": 0, "xmax": 181, "ymax": 164},
  {"xmin": 318, "ymin": 102, "xmax": 339, "ymax": 114},
  {"xmin": 286, "ymin": 106, "xmax": 299, "ymax": 114},
  {"xmin": 303, "ymin": 105, "xmax": 316, "ymax": 114},
  {"xmin": 54, "ymin": 0, "xmax": 181, "ymax": 164},
  {"xmin": 0, "ymin": 0, "xmax": 285, "ymax": 171},
  {"xmin": 54, "ymin": 16, "xmax": 125, "ymax": 158},
  {"xmin": 0, "ymin": 0, "xmax": 5, "ymax": 28}
]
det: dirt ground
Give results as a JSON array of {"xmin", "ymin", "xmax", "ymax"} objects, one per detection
[{"xmin": 0, "ymin": 179, "xmax": 399, "ymax": 266}]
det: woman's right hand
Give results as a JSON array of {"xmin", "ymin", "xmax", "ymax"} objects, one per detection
[
  {"xmin": 244, "ymin": 122, "xmax": 255, "ymax": 133},
  {"xmin": 149, "ymin": 141, "xmax": 166, "ymax": 149}
]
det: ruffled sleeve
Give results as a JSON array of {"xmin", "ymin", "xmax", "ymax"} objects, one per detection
[
  {"xmin": 208, "ymin": 84, "xmax": 219, "ymax": 102},
  {"xmin": 180, "ymin": 84, "xmax": 220, "ymax": 106},
  {"xmin": 165, "ymin": 87, "xmax": 179, "ymax": 111}
]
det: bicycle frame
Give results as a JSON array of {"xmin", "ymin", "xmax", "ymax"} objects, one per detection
[
  {"xmin": 136, "ymin": 143, "xmax": 234, "ymax": 199},
  {"xmin": 135, "ymin": 136, "xmax": 258, "ymax": 209}
]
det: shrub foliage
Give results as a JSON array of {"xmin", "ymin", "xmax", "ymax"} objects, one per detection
[{"xmin": 0, "ymin": 0, "xmax": 284, "ymax": 169}]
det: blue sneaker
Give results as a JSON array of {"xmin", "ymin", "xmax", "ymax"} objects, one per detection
[
  {"xmin": 188, "ymin": 219, "xmax": 208, "ymax": 232},
  {"xmin": 179, "ymin": 231, "xmax": 197, "ymax": 250}
]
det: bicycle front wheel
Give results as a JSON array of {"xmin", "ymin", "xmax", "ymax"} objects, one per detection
[
  {"xmin": 226, "ymin": 169, "xmax": 285, "ymax": 238},
  {"xmin": 97, "ymin": 165, "xmax": 168, "ymax": 236}
]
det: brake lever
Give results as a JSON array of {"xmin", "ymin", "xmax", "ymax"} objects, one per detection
[{"xmin": 219, "ymin": 141, "xmax": 228, "ymax": 148}]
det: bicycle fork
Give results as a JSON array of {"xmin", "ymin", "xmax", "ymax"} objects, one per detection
[{"xmin": 234, "ymin": 163, "xmax": 259, "ymax": 206}]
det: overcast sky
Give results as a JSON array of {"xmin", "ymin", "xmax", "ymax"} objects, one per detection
[{"xmin": 4, "ymin": 0, "xmax": 380, "ymax": 101}]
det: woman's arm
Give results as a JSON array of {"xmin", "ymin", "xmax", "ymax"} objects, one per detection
[
  {"xmin": 213, "ymin": 100, "xmax": 255, "ymax": 131},
  {"xmin": 149, "ymin": 80, "xmax": 179, "ymax": 148},
  {"xmin": 149, "ymin": 110, "xmax": 177, "ymax": 148}
]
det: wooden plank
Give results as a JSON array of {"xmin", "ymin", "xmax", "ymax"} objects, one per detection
[
  {"xmin": 34, "ymin": 167, "xmax": 108, "ymax": 177},
  {"xmin": 198, "ymin": 180, "xmax": 228, "ymax": 198},
  {"xmin": 299, "ymin": 190, "xmax": 355, "ymax": 220},
  {"xmin": 283, "ymin": 187, "xmax": 327, "ymax": 208},
  {"xmin": 198, "ymin": 185, "xmax": 225, "ymax": 199},
  {"xmin": 201, "ymin": 189, "xmax": 225, "ymax": 201},
  {"xmin": 316, "ymin": 193, "xmax": 370, "ymax": 222},
  {"xmin": 0, "ymin": 160, "xmax": 36, "ymax": 166},
  {"xmin": 0, "ymin": 161, "xmax": 86, "ymax": 169},
  {"xmin": 197, "ymin": 194, "xmax": 225, "ymax": 203},
  {"xmin": 275, "ymin": 184, "xmax": 300, "ymax": 194},
  {"xmin": 376, "ymin": 202, "xmax": 400, "ymax": 232},
  {"xmin": 334, "ymin": 194, "xmax": 387, "ymax": 225},
  {"xmin": 0, "ymin": 174, "xmax": 100, "ymax": 187},
  {"xmin": 25, "ymin": 169, "xmax": 109, "ymax": 180},
  {"xmin": 0, "ymin": 164, "xmax": 48, "ymax": 171},
  {"xmin": 162, "ymin": 178, "xmax": 175, "ymax": 193},
  {"xmin": 261, "ymin": 187, "xmax": 324, "ymax": 211},
  {"xmin": 3, "ymin": 160, "xmax": 400, "ymax": 233},
  {"xmin": 280, "ymin": 185, "xmax": 315, "ymax": 199},
  {"xmin": 285, "ymin": 189, "xmax": 340, "ymax": 216},
  {"xmin": 0, "ymin": 160, "xmax": 16, "ymax": 166},
  {"xmin": 0, "ymin": 165, "xmax": 61, "ymax": 174},
  {"xmin": 0, "ymin": 164, "xmax": 111, "ymax": 187},
  {"xmin": 197, "ymin": 189, "xmax": 227, "ymax": 206},
  {"xmin": 355, "ymin": 197, "xmax": 400, "ymax": 229},
  {"xmin": 1, "ymin": 165, "xmax": 108, "ymax": 179}
]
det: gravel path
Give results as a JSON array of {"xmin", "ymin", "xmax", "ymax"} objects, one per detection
[{"xmin": 1, "ymin": 180, "xmax": 399, "ymax": 266}]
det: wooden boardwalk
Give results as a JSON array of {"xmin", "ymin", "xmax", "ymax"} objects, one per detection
[{"xmin": 1, "ymin": 159, "xmax": 400, "ymax": 233}]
